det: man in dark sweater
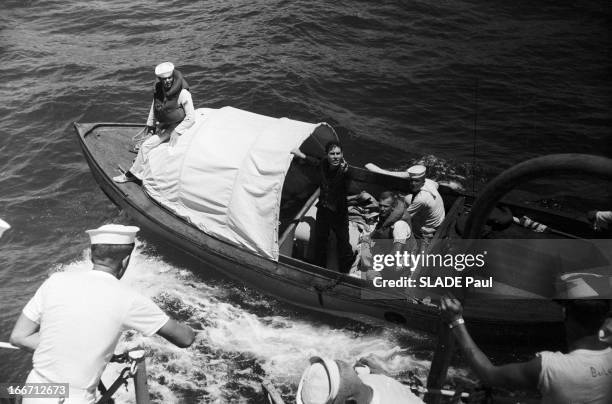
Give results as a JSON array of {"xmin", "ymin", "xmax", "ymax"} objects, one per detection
[{"xmin": 292, "ymin": 141, "xmax": 354, "ymax": 273}]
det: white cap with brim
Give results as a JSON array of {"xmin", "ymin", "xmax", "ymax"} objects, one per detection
[
  {"xmin": 86, "ymin": 224, "xmax": 140, "ymax": 245},
  {"xmin": 155, "ymin": 62, "xmax": 174, "ymax": 78},
  {"xmin": 407, "ymin": 165, "xmax": 426, "ymax": 179},
  {"xmin": 0, "ymin": 218, "xmax": 10, "ymax": 238},
  {"xmin": 296, "ymin": 356, "xmax": 341, "ymax": 404},
  {"xmin": 555, "ymin": 271, "xmax": 612, "ymax": 299}
]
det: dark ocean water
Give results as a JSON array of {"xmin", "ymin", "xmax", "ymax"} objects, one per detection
[{"xmin": 1, "ymin": 0, "xmax": 611, "ymax": 402}]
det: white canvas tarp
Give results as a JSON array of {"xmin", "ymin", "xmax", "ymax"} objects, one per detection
[{"xmin": 142, "ymin": 106, "xmax": 335, "ymax": 260}]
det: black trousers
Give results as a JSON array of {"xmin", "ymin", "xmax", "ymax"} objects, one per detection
[{"xmin": 312, "ymin": 207, "xmax": 354, "ymax": 273}]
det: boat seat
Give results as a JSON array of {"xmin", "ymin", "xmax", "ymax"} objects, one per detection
[{"xmin": 279, "ymin": 189, "xmax": 320, "ymax": 256}]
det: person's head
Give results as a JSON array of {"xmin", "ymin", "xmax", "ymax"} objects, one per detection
[
  {"xmin": 599, "ymin": 313, "xmax": 612, "ymax": 345},
  {"xmin": 0, "ymin": 218, "xmax": 10, "ymax": 239},
  {"xmin": 155, "ymin": 62, "xmax": 175, "ymax": 90},
  {"xmin": 406, "ymin": 165, "xmax": 426, "ymax": 193},
  {"xmin": 560, "ymin": 299, "xmax": 610, "ymax": 344},
  {"xmin": 378, "ymin": 191, "xmax": 398, "ymax": 217},
  {"xmin": 325, "ymin": 141, "xmax": 344, "ymax": 168},
  {"xmin": 297, "ymin": 357, "xmax": 373, "ymax": 404},
  {"xmin": 86, "ymin": 224, "xmax": 140, "ymax": 279}
]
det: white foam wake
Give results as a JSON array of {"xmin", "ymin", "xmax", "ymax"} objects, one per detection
[{"xmin": 57, "ymin": 240, "xmax": 453, "ymax": 403}]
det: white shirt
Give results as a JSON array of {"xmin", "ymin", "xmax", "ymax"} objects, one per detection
[
  {"xmin": 23, "ymin": 270, "xmax": 169, "ymax": 401},
  {"xmin": 538, "ymin": 347, "xmax": 612, "ymax": 404},
  {"xmin": 405, "ymin": 179, "xmax": 445, "ymax": 231},
  {"xmin": 594, "ymin": 211, "xmax": 612, "ymax": 231},
  {"xmin": 392, "ymin": 220, "xmax": 411, "ymax": 243},
  {"xmin": 145, "ymin": 88, "xmax": 195, "ymax": 135},
  {"xmin": 359, "ymin": 373, "xmax": 424, "ymax": 404}
]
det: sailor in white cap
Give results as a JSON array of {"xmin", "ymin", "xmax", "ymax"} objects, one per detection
[
  {"xmin": 9, "ymin": 224, "xmax": 195, "ymax": 404},
  {"xmin": 113, "ymin": 61, "xmax": 196, "ymax": 183},
  {"xmin": 296, "ymin": 356, "xmax": 424, "ymax": 404},
  {"xmin": 0, "ymin": 218, "xmax": 10, "ymax": 238},
  {"xmin": 363, "ymin": 163, "xmax": 445, "ymax": 242},
  {"xmin": 403, "ymin": 165, "xmax": 445, "ymax": 238},
  {"xmin": 587, "ymin": 210, "xmax": 612, "ymax": 232},
  {"xmin": 441, "ymin": 294, "xmax": 612, "ymax": 404}
]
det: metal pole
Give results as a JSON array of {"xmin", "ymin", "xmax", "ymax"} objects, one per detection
[
  {"xmin": 133, "ymin": 360, "xmax": 151, "ymax": 404},
  {"xmin": 425, "ymin": 319, "xmax": 456, "ymax": 404}
]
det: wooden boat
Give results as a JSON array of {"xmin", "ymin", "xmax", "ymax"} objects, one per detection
[{"xmin": 74, "ymin": 108, "xmax": 612, "ymax": 350}]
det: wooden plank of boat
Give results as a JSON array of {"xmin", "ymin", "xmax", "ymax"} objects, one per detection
[{"xmin": 75, "ymin": 122, "xmax": 579, "ymax": 347}]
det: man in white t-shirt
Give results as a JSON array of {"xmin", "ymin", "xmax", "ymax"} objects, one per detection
[
  {"xmin": 441, "ymin": 295, "xmax": 612, "ymax": 404},
  {"xmin": 296, "ymin": 356, "xmax": 424, "ymax": 404},
  {"xmin": 403, "ymin": 165, "xmax": 445, "ymax": 237},
  {"xmin": 588, "ymin": 210, "xmax": 612, "ymax": 232},
  {"xmin": 9, "ymin": 224, "xmax": 195, "ymax": 404}
]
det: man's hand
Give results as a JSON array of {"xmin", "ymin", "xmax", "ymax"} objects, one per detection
[
  {"xmin": 440, "ymin": 294, "xmax": 463, "ymax": 323},
  {"xmin": 340, "ymin": 158, "xmax": 348, "ymax": 173},
  {"xmin": 146, "ymin": 125, "xmax": 156, "ymax": 135},
  {"xmin": 290, "ymin": 148, "xmax": 306, "ymax": 159},
  {"xmin": 354, "ymin": 355, "xmax": 391, "ymax": 376},
  {"xmin": 169, "ymin": 130, "xmax": 180, "ymax": 148}
]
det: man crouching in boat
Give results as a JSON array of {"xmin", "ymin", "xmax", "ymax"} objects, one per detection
[
  {"xmin": 9, "ymin": 224, "xmax": 195, "ymax": 404},
  {"xmin": 441, "ymin": 295, "xmax": 612, "ymax": 404},
  {"xmin": 114, "ymin": 61, "xmax": 195, "ymax": 183},
  {"xmin": 365, "ymin": 163, "xmax": 444, "ymax": 251},
  {"xmin": 365, "ymin": 191, "xmax": 418, "ymax": 275},
  {"xmin": 296, "ymin": 356, "xmax": 424, "ymax": 403},
  {"xmin": 370, "ymin": 191, "xmax": 416, "ymax": 253}
]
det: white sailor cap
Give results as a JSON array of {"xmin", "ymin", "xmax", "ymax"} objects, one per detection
[
  {"xmin": 86, "ymin": 224, "xmax": 140, "ymax": 245},
  {"xmin": 155, "ymin": 62, "xmax": 174, "ymax": 79},
  {"xmin": 296, "ymin": 356, "xmax": 341, "ymax": 404},
  {"xmin": 407, "ymin": 165, "xmax": 426, "ymax": 179},
  {"xmin": 0, "ymin": 218, "xmax": 10, "ymax": 238},
  {"xmin": 555, "ymin": 271, "xmax": 612, "ymax": 299}
]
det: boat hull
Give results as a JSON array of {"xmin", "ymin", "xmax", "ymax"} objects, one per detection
[{"xmin": 75, "ymin": 122, "xmax": 566, "ymax": 349}]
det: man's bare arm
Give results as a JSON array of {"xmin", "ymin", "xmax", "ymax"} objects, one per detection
[
  {"xmin": 441, "ymin": 296, "xmax": 541, "ymax": 390},
  {"xmin": 451, "ymin": 321, "xmax": 541, "ymax": 389},
  {"xmin": 156, "ymin": 318, "xmax": 196, "ymax": 348},
  {"xmin": 364, "ymin": 163, "xmax": 410, "ymax": 179},
  {"xmin": 9, "ymin": 313, "xmax": 40, "ymax": 352}
]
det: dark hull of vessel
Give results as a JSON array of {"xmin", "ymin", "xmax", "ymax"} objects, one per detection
[{"xmin": 75, "ymin": 122, "xmax": 579, "ymax": 348}]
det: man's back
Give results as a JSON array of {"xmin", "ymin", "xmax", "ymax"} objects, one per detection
[
  {"xmin": 406, "ymin": 178, "xmax": 445, "ymax": 230},
  {"xmin": 538, "ymin": 347, "xmax": 612, "ymax": 404},
  {"xmin": 24, "ymin": 269, "xmax": 168, "ymax": 393}
]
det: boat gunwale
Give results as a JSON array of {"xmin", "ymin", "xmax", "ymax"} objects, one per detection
[
  {"xmin": 74, "ymin": 121, "xmax": 574, "ymax": 338},
  {"xmin": 73, "ymin": 122, "xmax": 436, "ymax": 306}
]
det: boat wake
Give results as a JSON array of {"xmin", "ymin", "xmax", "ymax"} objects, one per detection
[{"xmin": 54, "ymin": 239, "xmax": 472, "ymax": 403}]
